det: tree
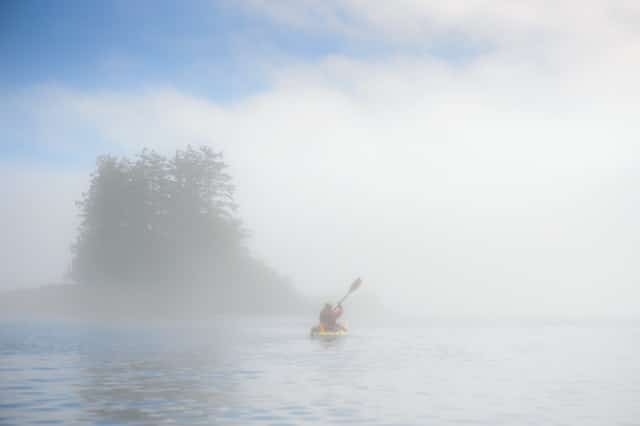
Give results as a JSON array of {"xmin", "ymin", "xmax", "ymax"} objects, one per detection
[{"xmin": 71, "ymin": 146, "xmax": 248, "ymax": 288}]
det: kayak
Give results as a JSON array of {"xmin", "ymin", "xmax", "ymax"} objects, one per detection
[{"xmin": 309, "ymin": 328, "xmax": 348, "ymax": 338}]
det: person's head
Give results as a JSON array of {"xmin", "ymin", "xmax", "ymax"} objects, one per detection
[{"xmin": 323, "ymin": 303, "xmax": 332, "ymax": 310}]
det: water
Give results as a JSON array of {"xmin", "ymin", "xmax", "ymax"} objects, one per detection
[{"xmin": 1, "ymin": 318, "xmax": 639, "ymax": 425}]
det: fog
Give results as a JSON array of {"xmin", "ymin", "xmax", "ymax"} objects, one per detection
[
  {"xmin": 3, "ymin": 3, "xmax": 640, "ymax": 425},
  {"xmin": 2, "ymin": 1, "xmax": 640, "ymax": 318},
  {"xmin": 0, "ymin": 166, "xmax": 85, "ymax": 290}
]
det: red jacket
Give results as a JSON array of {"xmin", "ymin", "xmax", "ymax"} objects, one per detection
[{"xmin": 319, "ymin": 305, "xmax": 343, "ymax": 328}]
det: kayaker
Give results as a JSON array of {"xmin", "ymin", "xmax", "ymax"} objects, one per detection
[
  {"xmin": 310, "ymin": 278, "xmax": 361, "ymax": 337},
  {"xmin": 319, "ymin": 302, "xmax": 344, "ymax": 331}
]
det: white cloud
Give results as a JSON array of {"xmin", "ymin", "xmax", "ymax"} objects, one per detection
[{"xmin": 243, "ymin": 0, "xmax": 640, "ymax": 48}]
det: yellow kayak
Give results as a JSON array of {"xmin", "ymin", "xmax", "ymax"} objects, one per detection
[{"xmin": 309, "ymin": 327, "xmax": 348, "ymax": 338}]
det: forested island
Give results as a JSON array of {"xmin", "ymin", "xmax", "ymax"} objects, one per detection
[{"xmin": 1, "ymin": 146, "xmax": 307, "ymax": 319}]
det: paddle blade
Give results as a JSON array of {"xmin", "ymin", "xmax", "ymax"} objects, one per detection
[{"xmin": 349, "ymin": 277, "xmax": 362, "ymax": 293}]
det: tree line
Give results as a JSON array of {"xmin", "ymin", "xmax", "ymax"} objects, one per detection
[{"xmin": 71, "ymin": 146, "xmax": 297, "ymax": 313}]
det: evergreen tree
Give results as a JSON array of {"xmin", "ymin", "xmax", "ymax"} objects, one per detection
[{"xmin": 72, "ymin": 146, "xmax": 246, "ymax": 287}]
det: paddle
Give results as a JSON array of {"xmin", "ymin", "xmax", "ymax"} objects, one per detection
[{"xmin": 336, "ymin": 277, "xmax": 362, "ymax": 306}]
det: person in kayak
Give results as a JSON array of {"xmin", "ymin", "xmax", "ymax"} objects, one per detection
[
  {"xmin": 318, "ymin": 302, "xmax": 344, "ymax": 332},
  {"xmin": 310, "ymin": 278, "xmax": 361, "ymax": 336}
]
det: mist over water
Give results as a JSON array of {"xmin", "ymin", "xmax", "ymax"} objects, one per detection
[{"xmin": 2, "ymin": 319, "xmax": 639, "ymax": 425}]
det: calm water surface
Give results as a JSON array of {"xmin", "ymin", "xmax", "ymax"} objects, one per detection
[{"xmin": 1, "ymin": 318, "xmax": 639, "ymax": 425}]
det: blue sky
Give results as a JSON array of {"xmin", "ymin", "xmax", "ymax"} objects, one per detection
[
  {"xmin": 0, "ymin": 0, "xmax": 388, "ymax": 97},
  {"xmin": 0, "ymin": 0, "xmax": 480, "ymax": 168},
  {"xmin": 0, "ymin": 0, "xmax": 329, "ymax": 165},
  {"xmin": 0, "ymin": 1, "xmax": 485, "ymax": 97},
  {"xmin": 2, "ymin": 1, "xmax": 274, "ymax": 96}
]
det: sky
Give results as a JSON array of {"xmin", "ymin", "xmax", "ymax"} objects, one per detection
[{"xmin": 1, "ymin": 0, "xmax": 640, "ymax": 316}]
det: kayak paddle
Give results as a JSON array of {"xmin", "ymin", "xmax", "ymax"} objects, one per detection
[{"xmin": 337, "ymin": 277, "xmax": 362, "ymax": 306}]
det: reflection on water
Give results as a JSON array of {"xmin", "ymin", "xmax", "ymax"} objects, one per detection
[{"xmin": 1, "ymin": 318, "xmax": 640, "ymax": 425}]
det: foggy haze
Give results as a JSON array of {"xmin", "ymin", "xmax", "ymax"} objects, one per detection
[{"xmin": 2, "ymin": 1, "xmax": 640, "ymax": 317}]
